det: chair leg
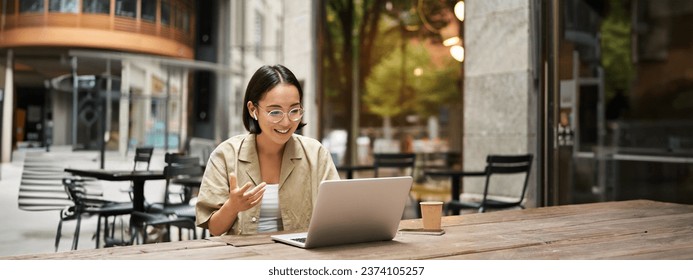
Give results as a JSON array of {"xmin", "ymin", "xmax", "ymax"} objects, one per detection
[
  {"xmin": 55, "ymin": 212, "xmax": 64, "ymax": 252},
  {"xmin": 129, "ymin": 221, "xmax": 141, "ymax": 245},
  {"xmin": 415, "ymin": 198, "xmax": 423, "ymax": 218},
  {"xmin": 95, "ymin": 215, "xmax": 102, "ymax": 248},
  {"xmin": 116, "ymin": 216, "xmax": 125, "ymax": 245},
  {"xmin": 165, "ymin": 224, "xmax": 172, "ymax": 242},
  {"xmin": 111, "ymin": 216, "xmax": 118, "ymax": 238},
  {"xmin": 72, "ymin": 213, "xmax": 82, "ymax": 250},
  {"xmin": 142, "ymin": 225, "xmax": 148, "ymax": 244}
]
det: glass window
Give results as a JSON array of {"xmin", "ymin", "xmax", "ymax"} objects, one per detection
[
  {"xmin": 175, "ymin": 6, "xmax": 184, "ymax": 29},
  {"xmin": 182, "ymin": 10, "xmax": 189, "ymax": 32},
  {"xmin": 49, "ymin": 0, "xmax": 77, "ymax": 13},
  {"xmin": 19, "ymin": 0, "xmax": 44, "ymax": 13},
  {"xmin": 4, "ymin": 0, "xmax": 17, "ymax": 15},
  {"xmin": 319, "ymin": 1, "xmax": 462, "ymax": 167},
  {"xmin": 141, "ymin": 0, "xmax": 156, "ymax": 22},
  {"xmin": 161, "ymin": 0, "xmax": 171, "ymax": 25},
  {"xmin": 115, "ymin": 0, "xmax": 136, "ymax": 18},
  {"xmin": 552, "ymin": 0, "xmax": 693, "ymax": 205},
  {"xmin": 83, "ymin": 0, "xmax": 110, "ymax": 14}
]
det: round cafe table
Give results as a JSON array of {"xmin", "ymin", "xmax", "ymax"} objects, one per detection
[{"xmin": 423, "ymin": 169, "xmax": 485, "ymax": 215}]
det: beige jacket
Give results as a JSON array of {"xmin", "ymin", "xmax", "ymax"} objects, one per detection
[{"xmin": 195, "ymin": 133, "xmax": 340, "ymax": 235}]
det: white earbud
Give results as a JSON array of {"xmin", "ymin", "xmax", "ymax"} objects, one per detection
[{"xmin": 253, "ymin": 111, "xmax": 258, "ymax": 120}]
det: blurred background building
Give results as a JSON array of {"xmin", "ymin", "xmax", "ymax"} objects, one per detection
[
  {"xmin": 0, "ymin": 0, "xmax": 317, "ymax": 159},
  {"xmin": 1, "ymin": 0, "xmax": 692, "ymax": 208},
  {"xmin": 317, "ymin": 0, "xmax": 693, "ymax": 208}
]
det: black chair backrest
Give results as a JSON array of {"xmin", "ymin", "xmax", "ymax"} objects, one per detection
[
  {"xmin": 163, "ymin": 153, "xmax": 203, "ymax": 204},
  {"xmin": 133, "ymin": 147, "xmax": 154, "ymax": 171},
  {"xmin": 61, "ymin": 178, "xmax": 93, "ymax": 209},
  {"xmin": 189, "ymin": 137, "xmax": 216, "ymax": 166},
  {"xmin": 373, "ymin": 153, "xmax": 416, "ymax": 177},
  {"xmin": 481, "ymin": 154, "xmax": 533, "ymax": 206},
  {"xmin": 164, "ymin": 153, "xmax": 203, "ymax": 177}
]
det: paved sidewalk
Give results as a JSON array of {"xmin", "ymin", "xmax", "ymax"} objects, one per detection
[{"xmin": 0, "ymin": 146, "xmax": 171, "ymax": 258}]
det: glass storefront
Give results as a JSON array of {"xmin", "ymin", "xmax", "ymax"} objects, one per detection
[
  {"xmin": 552, "ymin": 0, "xmax": 693, "ymax": 205},
  {"xmin": 319, "ymin": 0, "xmax": 693, "ymax": 206},
  {"xmin": 3, "ymin": 0, "xmax": 197, "ymax": 155},
  {"xmin": 319, "ymin": 0, "xmax": 463, "ymax": 170}
]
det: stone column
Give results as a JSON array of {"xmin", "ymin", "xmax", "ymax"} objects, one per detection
[
  {"xmin": 464, "ymin": 0, "xmax": 537, "ymax": 206},
  {"xmin": 2, "ymin": 50, "xmax": 13, "ymax": 163},
  {"xmin": 283, "ymin": 0, "xmax": 318, "ymax": 139}
]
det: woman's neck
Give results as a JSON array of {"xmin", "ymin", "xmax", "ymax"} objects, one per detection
[{"xmin": 255, "ymin": 134, "xmax": 286, "ymax": 157}]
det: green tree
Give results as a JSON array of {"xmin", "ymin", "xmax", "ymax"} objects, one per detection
[
  {"xmin": 321, "ymin": 0, "xmax": 457, "ymax": 158},
  {"xmin": 600, "ymin": 0, "xmax": 634, "ymax": 100},
  {"xmin": 365, "ymin": 41, "xmax": 459, "ymax": 137}
]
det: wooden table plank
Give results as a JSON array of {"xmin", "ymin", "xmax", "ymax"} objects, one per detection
[
  {"xmin": 6, "ymin": 200, "xmax": 693, "ymax": 260},
  {"xmin": 104, "ymin": 244, "xmax": 260, "ymax": 260},
  {"xmin": 6, "ymin": 239, "xmax": 226, "ymax": 260},
  {"xmin": 219, "ymin": 208, "xmax": 675, "ymax": 260},
  {"xmin": 435, "ymin": 212, "xmax": 693, "ymax": 259}
]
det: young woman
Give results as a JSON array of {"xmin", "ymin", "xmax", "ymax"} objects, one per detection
[{"xmin": 196, "ymin": 65, "xmax": 339, "ymax": 236}]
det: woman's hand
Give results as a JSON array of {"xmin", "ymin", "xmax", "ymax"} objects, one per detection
[
  {"xmin": 227, "ymin": 173, "xmax": 266, "ymax": 213},
  {"xmin": 208, "ymin": 173, "xmax": 266, "ymax": 236}
]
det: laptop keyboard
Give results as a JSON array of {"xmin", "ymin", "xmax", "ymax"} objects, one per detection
[{"xmin": 291, "ymin": 237, "xmax": 307, "ymax": 243}]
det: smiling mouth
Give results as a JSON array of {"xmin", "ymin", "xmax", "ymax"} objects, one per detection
[{"xmin": 275, "ymin": 128, "xmax": 290, "ymax": 134}]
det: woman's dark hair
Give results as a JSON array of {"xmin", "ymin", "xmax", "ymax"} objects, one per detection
[{"xmin": 242, "ymin": 64, "xmax": 306, "ymax": 134}]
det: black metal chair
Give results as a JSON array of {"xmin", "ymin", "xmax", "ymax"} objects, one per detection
[
  {"xmin": 121, "ymin": 147, "xmax": 154, "ymax": 201},
  {"xmin": 373, "ymin": 153, "xmax": 417, "ymax": 177},
  {"xmin": 56, "ymin": 177, "xmax": 133, "ymax": 251},
  {"xmin": 164, "ymin": 153, "xmax": 203, "ymax": 205},
  {"xmin": 446, "ymin": 154, "xmax": 533, "ymax": 214},
  {"xmin": 128, "ymin": 211, "xmax": 197, "ymax": 244},
  {"xmin": 373, "ymin": 153, "xmax": 418, "ymax": 219},
  {"xmin": 188, "ymin": 137, "xmax": 216, "ymax": 167},
  {"xmin": 133, "ymin": 153, "xmax": 204, "ymax": 243}
]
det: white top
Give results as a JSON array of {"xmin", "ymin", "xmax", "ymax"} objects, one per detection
[{"xmin": 258, "ymin": 184, "xmax": 283, "ymax": 233}]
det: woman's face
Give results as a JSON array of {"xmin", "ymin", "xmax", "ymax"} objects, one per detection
[{"xmin": 248, "ymin": 84, "xmax": 302, "ymax": 146}]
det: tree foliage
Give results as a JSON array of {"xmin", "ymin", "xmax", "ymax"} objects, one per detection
[
  {"xmin": 600, "ymin": 0, "xmax": 634, "ymax": 100},
  {"xmin": 365, "ymin": 41, "xmax": 459, "ymax": 119},
  {"xmin": 321, "ymin": 0, "xmax": 461, "ymax": 158}
]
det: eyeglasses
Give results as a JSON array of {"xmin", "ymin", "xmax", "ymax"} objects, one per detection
[{"xmin": 254, "ymin": 103, "xmax": 304, "ymax": 123}]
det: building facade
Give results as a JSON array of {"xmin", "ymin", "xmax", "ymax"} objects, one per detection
[
  {"xmin": 466, "ymin": 0, "xmax": 693, "ymax": 206},
  {"xmin": 0, "ymin": 0, "xmax": 318, "ymax": 163}
]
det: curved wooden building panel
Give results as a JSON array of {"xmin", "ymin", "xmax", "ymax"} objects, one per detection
[{"xmin": 0, "ymin": 0, "xmax": 194, "ymax": 59}]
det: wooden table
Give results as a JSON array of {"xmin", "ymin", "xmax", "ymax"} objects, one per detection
[{"xmin": 8, "ymin": 200, "xmax": 693, "ymax": 259}]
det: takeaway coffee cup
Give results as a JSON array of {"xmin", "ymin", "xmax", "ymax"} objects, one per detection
[{"xmin": 420, "ymin": 201, "xmax": 443, "ymax": 230}]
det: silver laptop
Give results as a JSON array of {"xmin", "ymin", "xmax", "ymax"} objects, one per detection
[{"xmin": 271, "ymin": 176, "xmax": 413, "ymax": 249}]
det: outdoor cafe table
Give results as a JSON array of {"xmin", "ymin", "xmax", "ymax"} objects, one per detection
[
  {"xmin": 336, "ymin": 165, "xmax": 375, "ymax": 179},
  {"xmin": 64, "ymin": 168, "xmax": 166, "ymax": 212},
  {"xmin": 424, "ymin": 169, "xmax": 485, "ymax": 214},
  {"xmin": 9, "ymin": 199, "xmax": 693, "ymax": 259}
]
